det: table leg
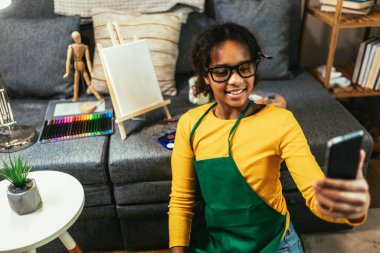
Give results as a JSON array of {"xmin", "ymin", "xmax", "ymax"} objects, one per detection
[{"xmin": 58, "ymin": 231, "xmax": 83, "ymax": 253}]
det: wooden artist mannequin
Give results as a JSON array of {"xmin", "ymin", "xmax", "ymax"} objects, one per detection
[{"xmin": 63, "ymin": 31, "xmax": 104, "ymax": 106}]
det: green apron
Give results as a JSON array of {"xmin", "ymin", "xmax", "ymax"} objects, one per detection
[{"xmin": 188, "ymin": 101, "xmax": 286, "ymax": 253}]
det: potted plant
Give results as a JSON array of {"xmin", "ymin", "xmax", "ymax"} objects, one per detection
[{"xmin": 0, "ymin": 156, "xmax": 42, "ymax": 215}]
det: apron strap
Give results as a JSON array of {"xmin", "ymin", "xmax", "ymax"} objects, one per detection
[
  {"xmin": 189, "ymin": 100, "xmax": 253, "ymax": 158},
  {"xmin": 228, "ymin": 100, "xmax": 254, "ymax": 157},
  {"xmin": 189, "ymin": 103, "xmax": 217, "ymax": 153}
]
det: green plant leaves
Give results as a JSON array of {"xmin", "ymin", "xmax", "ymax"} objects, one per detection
[{"xmin": 0, "ymin": 156, "xmax": 31, "ymax": 188}]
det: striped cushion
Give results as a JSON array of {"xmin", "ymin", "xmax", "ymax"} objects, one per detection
[
  {"xmin": 91, "ymin": 9, "xmax": 184, "ymax": 96},
  {"xmin": 54, "ymin": 0, "xmax": 205, "ymax": 18}
]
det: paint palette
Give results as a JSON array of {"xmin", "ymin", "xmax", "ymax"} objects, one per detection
[
  {"xmin": 158, "ymin": 131, "xmax": 176, "ymax": 150},
  {"xmin": 39, "ymin": 112, "xmax": 113, "ymax": 143}
]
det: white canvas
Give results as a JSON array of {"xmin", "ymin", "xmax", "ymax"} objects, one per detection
[{"xmin": 99, "ymin": 40, "xmax": 165, "ymax": 117}]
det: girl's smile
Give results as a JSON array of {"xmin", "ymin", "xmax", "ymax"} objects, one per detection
[{"xmin": 204, "ymin": 40, "xmax": 256, "ymax": 120}]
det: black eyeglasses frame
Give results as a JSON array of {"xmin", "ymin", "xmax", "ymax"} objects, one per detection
[{"xmin": 206, "ymin": 59, "xmax": 260, "ymax": 83}]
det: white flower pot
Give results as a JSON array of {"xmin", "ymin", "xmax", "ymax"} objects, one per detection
[{"xmin": 7, "ymin": 178, "xmax": 42, "ymax": 215}]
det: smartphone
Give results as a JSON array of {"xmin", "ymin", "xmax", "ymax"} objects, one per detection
[{"xmin": 324, "ymin": 130, "xmax": 364, "ymax": 179}]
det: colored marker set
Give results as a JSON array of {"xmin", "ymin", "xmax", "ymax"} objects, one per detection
[{"xmin": 39, "ymin": 112, "xmax": 113, "ymax": 143}]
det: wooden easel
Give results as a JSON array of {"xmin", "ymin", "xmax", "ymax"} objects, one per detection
[{"xmin": 97, "ymin": 22, "xmax": 172, "ymax": 140}]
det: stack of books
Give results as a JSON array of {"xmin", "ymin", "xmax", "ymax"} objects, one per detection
[
  {"xmin": 352, "ymin": 37, "xmax": 380, "ymax": 90},
  {"xmin": 320, "ymin": 0, "xmax": 376, "ymax": 15}
]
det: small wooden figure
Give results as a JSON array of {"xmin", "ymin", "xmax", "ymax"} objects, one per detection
[{"xmin": 63, "ymin": 31, "xmax": 104, "ymax": 111}]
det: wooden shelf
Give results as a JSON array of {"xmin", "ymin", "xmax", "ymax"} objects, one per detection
[
  {"xmin": 307, "ymin": 4, "xmax": 380, "ymax": 28},
  {"xmin": 333, "ymin": 86, "xmax": 380, "ymax": 99},
  {"xmin": 310, "ymin": 65, "xmax": 380, "ymax": 99},
  {"xmin": 373, "ymin": 139, "xmax": 380, "ymax": 153},
  {"xmin": 304, "ymin": 0, "xmax": 380, "ymax": 98}
]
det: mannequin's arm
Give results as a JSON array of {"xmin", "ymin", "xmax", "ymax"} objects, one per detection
[
  {"xmin": 63, "ymin": 45, "xmax": 72, "ymax": 78},
  {"xmin": 85, "ymin": 46, "xmax": 93, "ymax": 76}
]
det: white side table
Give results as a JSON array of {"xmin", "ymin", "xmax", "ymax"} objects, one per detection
[{"xmin": 0, "ymin": 171, "xmax": 85, "ymax": 253}]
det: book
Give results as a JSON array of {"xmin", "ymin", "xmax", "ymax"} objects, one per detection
[
  {"xmin": 374, "ymin": 71, "xmax": 380, "ymax": 90},
  {"xmin": 352, "ymin": 37, "xmax": 378, "ymax": 84},
  {"xmin": 361, "ymin": 40, "xmax": 380, "ymax": 87},
  {"xmin": 320, "ymin": 5, "xmax": 372, "ymax": 14},
  {"xmin": 364, "ymin": 44, "xmax": 380, "ymax": 89},
  {"xmin": 358, "ymin": 38, "xmax": 380, "ymax": 86},
  {"xmin": 320, "ymin": 0, "xmax": 375, "ymax": 9}
]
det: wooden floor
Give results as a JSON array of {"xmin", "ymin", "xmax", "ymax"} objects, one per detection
[
  {"xmin": 88, "ymin": 250, "xmax": 168, "ymax": 253},
  {"xmin": 302, "ymin": 207, "xmax": 380, "ymax": 252},
  {"xmin": 90, "ymin": 251, "xmax": 167, "ymax": 253}
]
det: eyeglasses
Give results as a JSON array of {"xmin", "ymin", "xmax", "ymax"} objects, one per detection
[{"xmin": 207, "ymin": 60, "xmax": 259, "ymax": 83}]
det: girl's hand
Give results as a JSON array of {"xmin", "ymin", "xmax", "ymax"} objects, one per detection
[
  {"xmin": 313, "ymin": 149, "xmax": 370, "ymax": 221},
  {"xmin": 171, "ymin": 246, "xmax": 187, "ymax": 253}
]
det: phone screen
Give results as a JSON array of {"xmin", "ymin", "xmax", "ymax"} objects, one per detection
[{"xmin": 325, "ymin": 130, "xmax": 364, "ymax": 179}]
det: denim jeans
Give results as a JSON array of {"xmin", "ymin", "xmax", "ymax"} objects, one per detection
[{"xmin": 278, "ymin": 222, "xmax": 304, "ymax": 253}]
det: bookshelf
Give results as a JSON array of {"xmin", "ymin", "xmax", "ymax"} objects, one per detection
[
  {"xmin": 310, "ymin": 65, "xmax": 380, "ymax": 98},
  {"xmin": 307, "ymin": 4, "xmax": 380, "ymax": 28},
  {"xmin": 374, "ymin": 138, "xmax": 380, "ymax": 152},
  {"xmin": 303, "ymin": 0, "xmax": 380, "ymax": 98}
]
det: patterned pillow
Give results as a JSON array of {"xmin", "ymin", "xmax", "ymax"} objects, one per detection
[
  {"xmin": 54, "ymin": 0, "xmax": 204, "ymax": 18},
  {"xmin": 91, "ymin": 9, "xmax": 184, "ymax": 96}
]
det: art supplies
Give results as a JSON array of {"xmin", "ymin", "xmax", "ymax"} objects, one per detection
[
  {"xmin": 157, "ymin": 131, "xmax": 176, "ymax": 150},
  {"xmin": 39, "ymin": 112, "xmax": 113, "ymax": 143}
]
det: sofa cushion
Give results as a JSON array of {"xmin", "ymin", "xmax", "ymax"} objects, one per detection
[
  {"xmin": 114, "ymin": 181, "xmax": 171, "ymax": 205},
  {"xmin": 257, "ymin": 73, "xmax": 373, "ymax": 165},
  {"xmin": 116, "ymin": 203, "xmax": 169, "ymax": 250},
  {"xmin": 176, "ymin": 11, "xmax": 216, "ymax": 73},
  {"xmin": 0, "ymin": 99, "xmax": 111, "ymax": 186},
  {"xmin": 176, "ymin": 3, "xmax": 302, "ymax": 74},
  {"xmin": 288, "ymin": 1, "xmax": 302, "ymax": 71},
  {"xmin": 213, "ymin": 0, "xmax": 293, "ymax": 79},
  {"xmin": 84, "ymin": 184, "xmax": 113, "ymax": 207},
  {"xmin": 0, "ymin": 0, "xmax": 55, "ymax": 18},
  {"xmin": 0, "ymin": 16, "xmax": 80, "ymax": 98},
  {"xmin": 108, "ymin": 74, "xmax": 194, "ymax": 185},
  {"xmin": 91, "ymin": 9, "xmax": 184, "ymax": 96}
]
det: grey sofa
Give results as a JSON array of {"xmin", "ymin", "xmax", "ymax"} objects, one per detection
[{"xmin": 0, "ymin": 0, "xmax": 373, "ymax": 252}]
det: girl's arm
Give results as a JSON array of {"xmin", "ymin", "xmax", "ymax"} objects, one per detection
[
  {"xmin": 169, "ymin": 113, "xmax": 197, "ymax": 248},
  {"xmin": 279, "ymin": 111, "xmax": 369, "ymax": 225}
]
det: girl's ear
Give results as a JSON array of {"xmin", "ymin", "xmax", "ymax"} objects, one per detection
[{"xmin": 204, "ymin": 76, "xmax": 210, "ymax": 85}]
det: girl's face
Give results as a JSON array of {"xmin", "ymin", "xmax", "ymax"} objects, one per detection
[{"xmin": 204, "ymin": 40, "xmax": 255, "ymax": 112}]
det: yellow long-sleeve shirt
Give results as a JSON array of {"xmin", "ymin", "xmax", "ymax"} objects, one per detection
[{"xmin": 169, "ymin": 103, "xmax": 363, "ymax": 248}]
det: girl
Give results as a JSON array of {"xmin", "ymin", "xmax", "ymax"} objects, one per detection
[{"xmin": 169, "ymin": 23, "xmax": 370, "ymax": 253}]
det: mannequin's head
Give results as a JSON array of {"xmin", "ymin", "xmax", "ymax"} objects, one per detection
[{"xmin": 71, "ymin": 31, "xmax": 81, "ymax": 43}]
